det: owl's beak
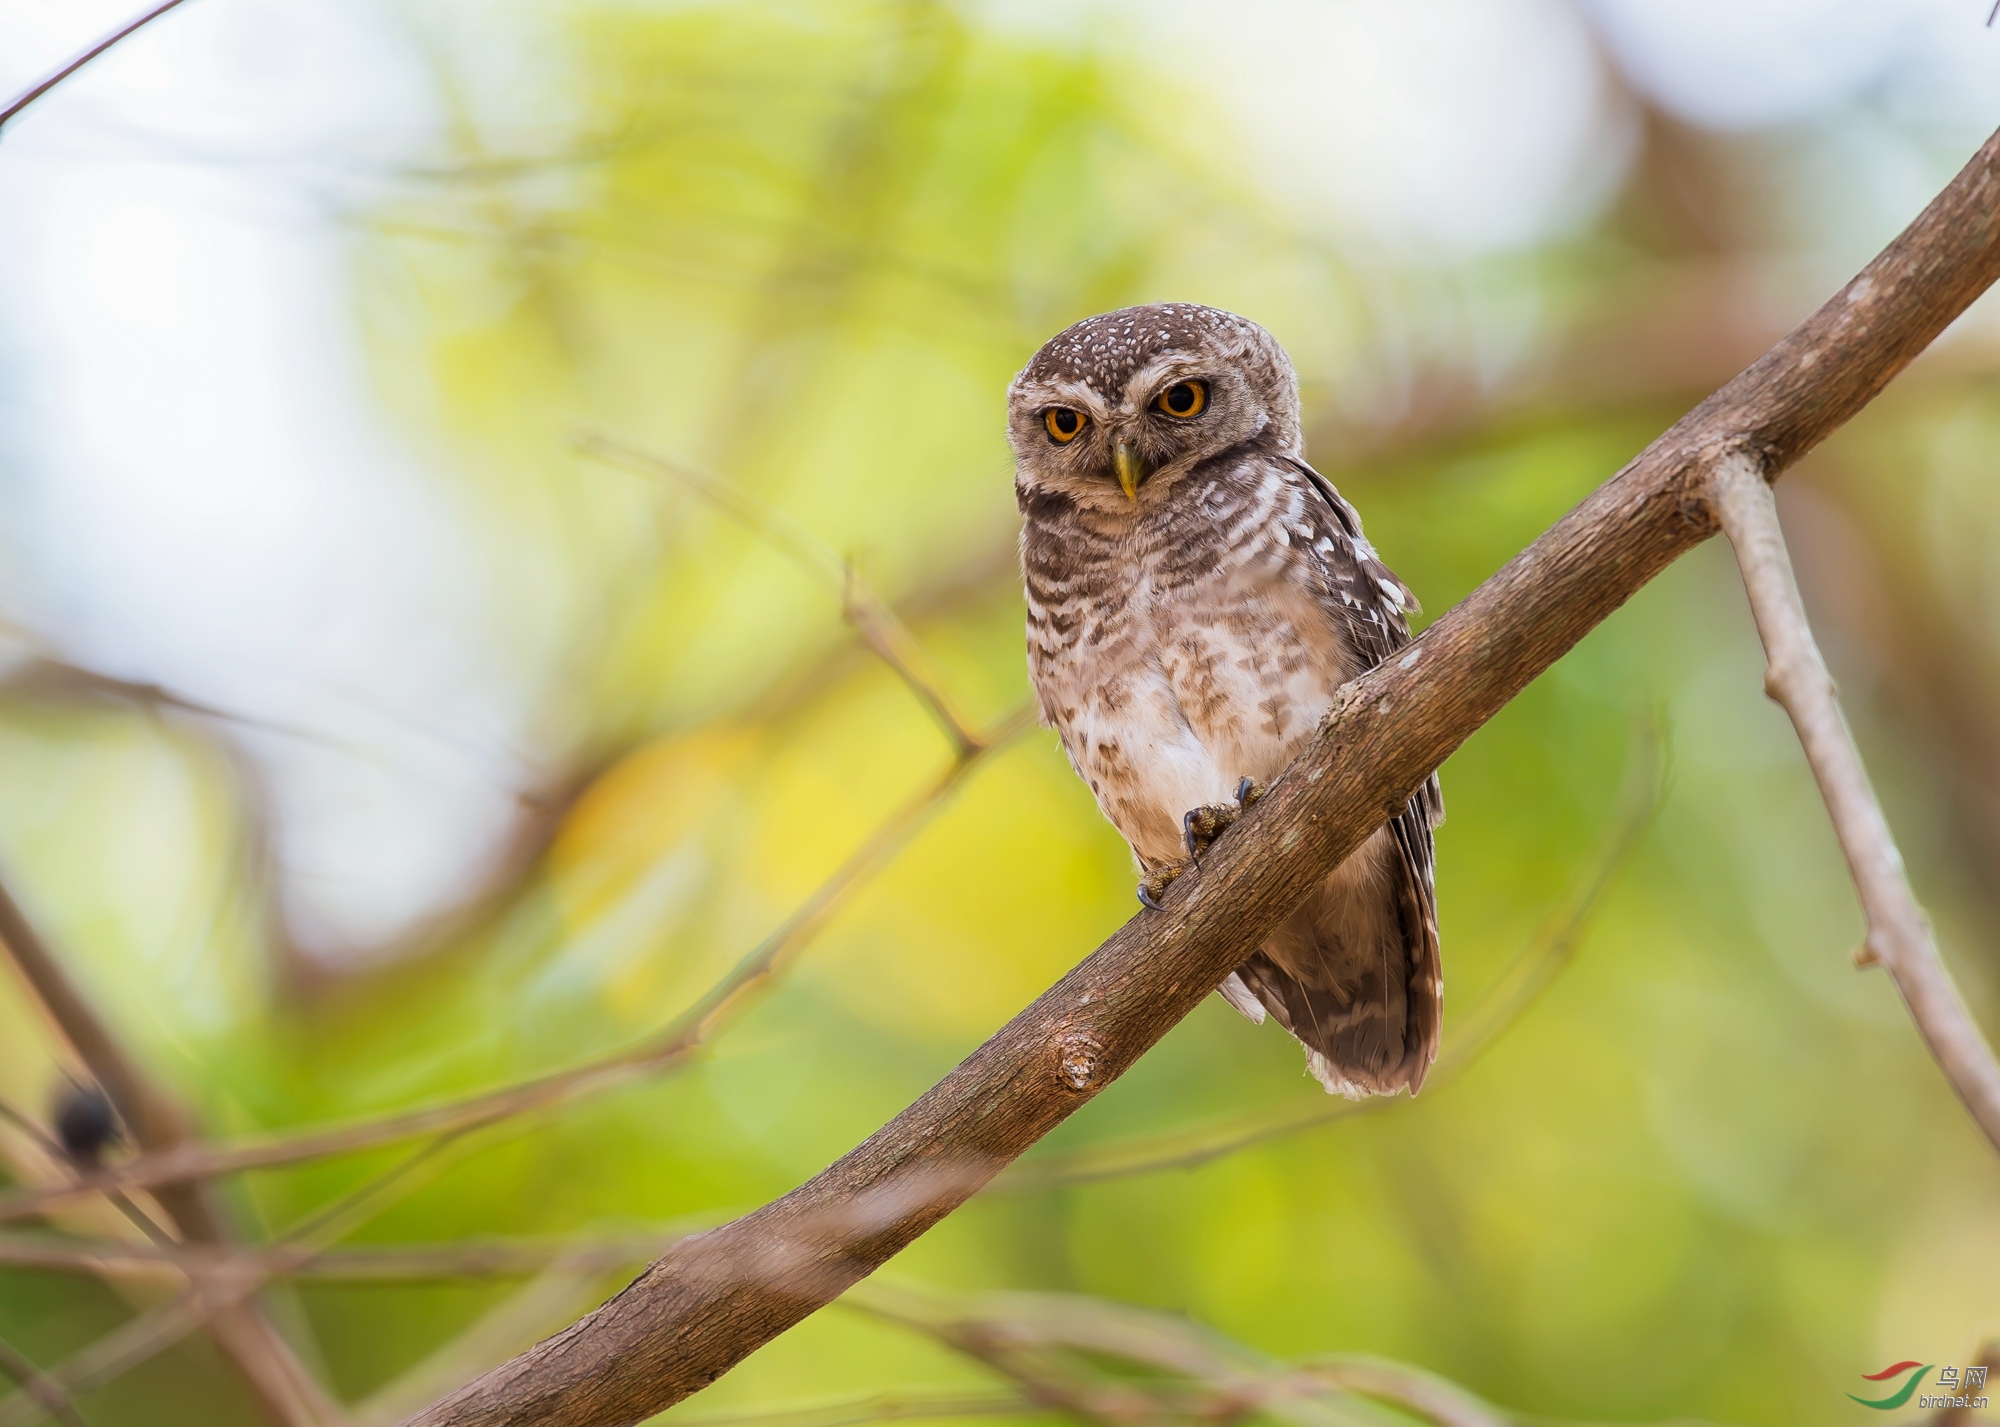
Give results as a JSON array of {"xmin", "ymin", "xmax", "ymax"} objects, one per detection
[{"xmin": 1113, "ymin": 441, "xmax": 1150, "ymax": 502}]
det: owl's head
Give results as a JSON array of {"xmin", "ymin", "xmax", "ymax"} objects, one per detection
[{"xmin": 1007, "ymin": 303, "xmax": 1301, "ymax": 513}]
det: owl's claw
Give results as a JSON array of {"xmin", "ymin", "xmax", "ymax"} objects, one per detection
[
  {"xmin": 1137, "ymin": 861, "xmax": 1190, "ymax": 910},
  {"xmin": 1182, "ymin": 779, "xmax": 1267, "ymax": 860},
  {"xmin": 1145, "ymin": 780, "xmax": 1270, "ymax": 908}
]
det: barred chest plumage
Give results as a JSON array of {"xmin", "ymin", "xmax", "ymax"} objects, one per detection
[{"xmin": 1023, "ymin": 454, "xmax": 1361, "ymax": 869}]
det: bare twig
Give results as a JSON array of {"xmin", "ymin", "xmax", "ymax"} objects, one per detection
[
  {"xmin": 352, "ymin": 1256, "xmax": 628, "ymax": 1427},
  {"xmin": 573, "ymin": 431, "xmax": 987, "ymax": 754},
  {"xmin": 991, "ymin": 719, "xmax": 1665, "ymax": 1193},
  {"xmin": 1305, "ymin": 1357, "xmax": 1507, "ymax": 1427},
  {"xmin": 0, "ymin": 1098, "xmax": 64, "ymax": 1162},
  {"xmin": 1712, "ymin": 456, "xmax": 2000, "ymax": 1152},
  {"xmin": 664, "ymin": 1391, "xmax": 1029, "ymax": 1427},
  {"xmin": 0, "ymin": 708, "xmax": 1027, "ymax": 1228},
  {"xmin": 0, "ymin": 1336, "xmax": 88, "ymax": 1427},
  {"xmin": 0, "ymin": 1119, "xmax": 496, "ymax": 1415},
  {"xmin": 0, "ymin": 1229, "xmax": 685, "ymax": 1283},
  {"xmin": 0, "ymin": 1297, "xmax": 202, "ymax": 1427},
  {"xmin": 0, "ymin": 1104, "xmax": 624, "ymax": 1415},
  {"xmin": 0, "ymin": 0, "xmax": 192, "ymax": 134},
  {"xmin": 0, "ymin": 870, "xmax": 341, "ymax": 1426},
  {"xmin": 573, "ymin": 432, "xmax": 844, "ymax": 586},
  {"xmin": 0, "ymin": 1128, "xmax": 494, "ymax": 1425},
  {"xmin": 849, "ymin": 1281, "xmax": 1506, "ymax": 1427},
  {"xmin": 398, "ymin": 124, "xmax": 2000, "ymax": 1427}
]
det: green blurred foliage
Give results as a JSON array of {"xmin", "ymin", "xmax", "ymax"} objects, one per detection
[{"xmin": 3, "ymin": 2, "xmax": 2000, "ymax": 1424}]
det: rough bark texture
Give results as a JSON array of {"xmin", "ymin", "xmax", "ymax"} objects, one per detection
[{"xmin": 402, "ymin": 127, "xmax": 2000, "ymax": 1427}]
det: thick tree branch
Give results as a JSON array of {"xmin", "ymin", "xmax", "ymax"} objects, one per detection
[
  {"xmin": 992, "ymin": 720, "xmax": 1664, "ymax": 1194},
  {"xmin": 397, "ymin": 126, "xmax": 2000, "ymax": 1427},
  {"xmin": 1712, "ymin": 457, "xmax": 2000, "ymax": 1144}
]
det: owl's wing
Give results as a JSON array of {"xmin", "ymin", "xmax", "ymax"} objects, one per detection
[
  {"xmin": 1283, "ymin": 454, "xmax": 1444, "ymax": 1092},
  {"xmin": 1281, "ymin": 453, "xmax": 1442, "ymax": 826}
]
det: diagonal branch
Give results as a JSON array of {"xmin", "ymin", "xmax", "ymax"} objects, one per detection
[
  {"xmin": 664, "ymin": 1390, "xmax": 1029, "ymax": 1427},
  {"xmin": 990, "ymin": 719, "xmax": 1666, "ymax": 1194},
  {"xmin": 1711, "ymin": 456, "xmax": 2000, "ymax": 1146},
  {"xmin": 846, "ymin": 1281, "xmax": 1510, "ymax": 1427},
  {"xmin": 0, "ymin": 0, "xmax": 192, "ymax": 134},
  {"xmin": 572, "ymin": 431, "xmax": 988, "ymax": 755},
  {"xmin": 0, "ymin": 873, "xmax": 342, "ymax": 1427},
  {"xmin": 0, "ymin": 706, "xmax": 1029, "ymax": 1227},
  {"xmin": 0, "ymin": 1335, "xmax": 88, "ymax": 1427},
  {"xmin": 0, "ymin": 1229, "xmax": 686, "ymax": 1284},
  {"xmin": 399, "ymin": 123, "xmax": 2000, "ymax": 1427}
]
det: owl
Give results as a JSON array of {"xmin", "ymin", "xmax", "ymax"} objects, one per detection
[{"xmin": 1009, "ymin": 304, "xmax": 1442, "ymax": 1098}]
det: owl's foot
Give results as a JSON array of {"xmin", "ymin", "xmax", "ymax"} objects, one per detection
[
  {"xmin": 1141, "ymin": 781, "xmax": 1269, "ymax": 910},
  {"xmin": 1181, "ymin": 778, "xmax": 1268, "ymax": 859},
  {"xmin": 1137, "ymin": 861, "xmax": 1190, "ymax": 911}
]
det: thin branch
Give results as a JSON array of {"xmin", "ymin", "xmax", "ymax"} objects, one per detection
[
  {"xmin": 0, "ymin": 705, "xmax": 1029, "ymax": 1228},
  {"xmin": 0, "ymin": 1335, "xmax": 88, "ymax": 1427},
  {"xmin": 0, "ymin": 1119, "xmax": 498, "ymax": 1425},
  {"xmin": 0, "ymin": 870, "xmax": 340, "ymax": 1427},
  {"xmin": 1712, "ymin": 455, "xmax": 2000, "ymax": 1152},
  {"xmin": 398, "ymin": 123, "xmax": 2000, "ymax": 1427},
  {"xmin": 573, "ymin": 431, "xmax": 987, "ymax": 754},
  {"xmin": 0, "ymin": 1091, "xmax": 182, "ymax": 1253},
  {"xmin": 0, "ymin": 1098, "xmax": 65, "ymax": 1163},
  {"xmin": 662, "ymin": 1390, "xmax": 1029, "ymax": 1427},
  {"xmin": 991, "ymin": 718, "xmax": 1665, "ymax": 1193},
  {"xmin": 573, "ymin": 432, "xmax": 843, "ymax": 586},
  {"xmin": 351, "ymin": 1256, "xmax": 630, "ymax": 1427},
  {"xmin": 0, "ymin": 1101, "xmax": 619, "ymax": 1416},
  {"xmin": 0, "ymin": 1297, "xmax": 201, "ymax": 1427},
  {"xmin": 0, "ymin": 1230, "xmax": 685, "ymax": 1283},
  {"xmin": 1305, "ymin": 1357, "xmax": 1508, "ymax": 1427},
  {"xmin": 849, "ymin": 1281, "xmax": 1506, "ymax": 1427},
  {"xmin": 0, "ymin": 0, "xmax": 192, "ymax": 134}
]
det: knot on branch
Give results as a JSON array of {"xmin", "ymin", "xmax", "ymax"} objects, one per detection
[{"xmin": 1053, "ymin": 1029, "xmax": 1106, "ymax": 1092}]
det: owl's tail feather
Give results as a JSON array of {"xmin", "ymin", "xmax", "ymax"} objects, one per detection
[{"xmin": 1225, "ymin": 805, "xmax": 1441, "ymax": 1098}]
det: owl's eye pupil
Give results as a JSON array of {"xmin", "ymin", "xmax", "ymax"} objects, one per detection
[
  {"xmin": 1044, "ymin": 408, "xmax": 1085, "ymax": 442},
  {"xmin": 1157, "ymin": 381, "xmax": 1207, "ymax": 418}
]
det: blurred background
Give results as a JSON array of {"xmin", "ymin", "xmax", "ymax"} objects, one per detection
[{"xmin": 2, "ymin": 0, "xmax": 2000, "ymax": 1422}]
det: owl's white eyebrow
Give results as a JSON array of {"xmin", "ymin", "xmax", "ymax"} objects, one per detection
[
  {"xmin": 1125, "ymin": 354, "xmax": 1207, "ymax": 397},
  {"xmin": 1019, "ymin": 380, "xmax": 1106, "ymax": 414}
]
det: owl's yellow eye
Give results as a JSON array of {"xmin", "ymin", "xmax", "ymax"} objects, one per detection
[
  {"xmin": 1044, "ymin": 408, "xmax": 1087, "ymax": 443},
  {"xmin": 1156, "ymin": 381, "xmax": 1207, "ymax": 419}
]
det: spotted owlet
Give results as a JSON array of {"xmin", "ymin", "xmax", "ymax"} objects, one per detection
[{"xmin": 1009, "ymin": 304, "xmax": 1442, "ymax": 1098}]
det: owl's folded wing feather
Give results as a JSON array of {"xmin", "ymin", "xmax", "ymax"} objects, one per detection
[
  {"xmin": 1282, "ymin": 453, "xmax": 1444, "ymax": 833},
  {"xmin": 1275, "ymin": 455, "xmax": 1445, "ymax": 1092}
]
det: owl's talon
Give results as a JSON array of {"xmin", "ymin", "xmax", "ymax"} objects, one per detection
[
  {"xmin": 1236, "ymin": 777, "xmax": 1265, "ymax": 807},
  {"xmin": 1181, "ymin": 803, "xmax": 1235, "ymax": 858},
  {"xmin": 1137, "ymin": 861, "xmax": 1190, "ymax": 910}
]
